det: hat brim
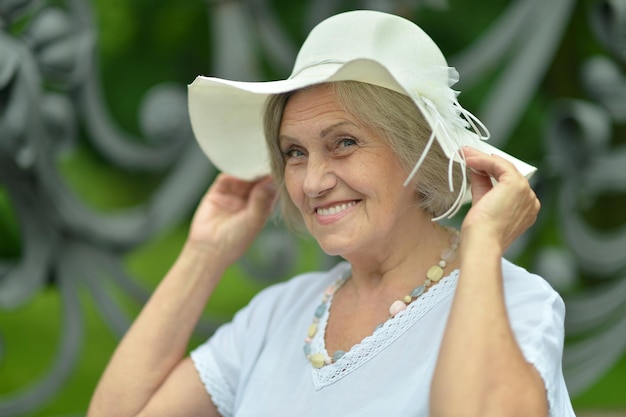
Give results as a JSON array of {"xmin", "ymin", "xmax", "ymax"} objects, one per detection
[
  {"xmin": 188, "ymin": 58, "xmax": 536, "ymax": 181},
  {"xmin": 188, "ymin": 59, "xmax": 407, "ymax": 180}
]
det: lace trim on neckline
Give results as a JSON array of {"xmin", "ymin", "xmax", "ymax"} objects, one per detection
[{"xmin": 309, "ymin": 262, "xmax": 459, "ymax": 390}]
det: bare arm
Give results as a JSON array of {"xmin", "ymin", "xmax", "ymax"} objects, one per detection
[
  {"xmin": 430, "ymin": 148, "xmax": 548, "ymax": 417},
  {"xmin": 87, "ymin": 174, "xmax": 277, "ymax": 417}
]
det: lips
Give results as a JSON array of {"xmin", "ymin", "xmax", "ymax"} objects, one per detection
[{"xmin": 315, "ymin": 201, "xmax": 358, "ymax": 216}]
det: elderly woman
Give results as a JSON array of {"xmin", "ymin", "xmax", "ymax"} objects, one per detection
[{"xmin": 88, "ymin": 10, "xmax": 575, "ymax": 417}]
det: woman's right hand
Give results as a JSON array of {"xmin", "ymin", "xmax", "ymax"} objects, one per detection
[
  {"xmin": 186, "ymin": 174, "xmax": 277, "ymax": 266},
  {"xmin": 460, "ymin": 147, "xmax": 540, "ymax": 253}
]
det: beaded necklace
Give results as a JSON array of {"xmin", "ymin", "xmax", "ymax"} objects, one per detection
[{"xmin": 303, "ymin": 227, "xmax": 460, "ymax": 369}]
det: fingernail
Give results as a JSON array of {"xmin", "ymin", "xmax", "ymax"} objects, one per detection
[{"xmin": 469, "ymin": 167, "xmax": 488, "ymax": 176}]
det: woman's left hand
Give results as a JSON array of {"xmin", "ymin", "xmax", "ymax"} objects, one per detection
[
  {"xmin": 432, "ymin": 148, "xmax": 548, "ymax": 417},
  {"xmin": 461, "ymin": 147, "xmax": 540, "ymax": 252}
]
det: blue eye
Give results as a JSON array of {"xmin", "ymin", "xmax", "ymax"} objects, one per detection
[
  {"xmin": 338, "ymin": 138, "xmax": 357, "ymax": 147},
  {"xmin": 283, "ymin": 148, "xmax": 305, "ymax": 159}
]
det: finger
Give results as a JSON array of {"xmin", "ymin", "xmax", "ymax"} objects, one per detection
[
  {"xmin": 211, "ymin": 174, "xmax": 257, "ymax": 198},
  {"xmin": 468, "ymin": 168, "xmax": 493, "ymax": 202},
  {"xmin": 247, "ymin": 176, "xmax": 278, "ymax": 222},
  {"xmin": 463, "ymin": 147, "xmax": 521, "ymax": 183}
]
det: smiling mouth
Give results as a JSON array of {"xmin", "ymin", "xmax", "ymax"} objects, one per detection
[{"xmin": 315, "ymin": 201, "xmax": 357, "ymax": 216}]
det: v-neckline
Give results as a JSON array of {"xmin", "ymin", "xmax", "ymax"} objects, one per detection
[{"xmin": 308, "ymin": 262, "xmax": 459, "ymax": 390}]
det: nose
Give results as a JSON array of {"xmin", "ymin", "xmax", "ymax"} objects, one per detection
[{"xmin": 302, "ymin": 153, "xmax": 336, "ymax": 197}]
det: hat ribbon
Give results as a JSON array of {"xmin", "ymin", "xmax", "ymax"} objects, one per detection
[{"xmin": 403, "ymin": 94, "xmax": 491, "ymax": 221}]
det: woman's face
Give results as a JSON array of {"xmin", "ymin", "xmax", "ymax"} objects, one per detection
[{"xmin": 279, "ymin": 84, "xmax": 426, "ymax": 258}]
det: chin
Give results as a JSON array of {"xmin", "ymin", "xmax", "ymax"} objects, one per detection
[
  {"xmin": 315, "ymin": 237, "xmax": 356, "ymax": 258},
  {"xmin": 308, "ymin": 226, "xmax": 363, "ymax": 257},
  {"xmin": 318, "ymin": 246, "xmax": 344, "ymax": 257}
]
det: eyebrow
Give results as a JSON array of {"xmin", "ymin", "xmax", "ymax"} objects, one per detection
[
  {"xmin": 278, "ymin": 121, "xmax": 358, "ymax": 145},
  {"xmin": 320, "ymin": 121, "xmax": 357, "ymax": 137}
]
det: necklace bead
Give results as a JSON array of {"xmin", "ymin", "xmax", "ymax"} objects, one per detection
[
  {"xmin": 427, "ymin": 265, "xmax": 444, "ymax": 282},
  {"xmin": 389, "ymin": 299, "xmax": 408, "ymax": 316},
  {"xmin": 410, "ymin": 285, "xmax": 426, "ymax": 298},
  {"xmin": 310, "ymin": 353, "xmax": 325, "ymax": 369},
  {"xmin": 332, "ymin": 350, "xmax": 346, "ymax": 361},
  {"xmin": 303, "ymin": 227, "xmax": 460, "ymax": 368}
]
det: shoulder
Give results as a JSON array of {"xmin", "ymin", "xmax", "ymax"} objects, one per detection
[
  {"xmin": 195, "ymin": 261, "xmax": 349, "ymax": 359},
  {"xmin": 500, "ymin": 258, "xmax": 566, "ymax": 328},
  {"xmin": 501, "ymin": 258, "xmax": 561, "ymax": 296},
  {"xmin": 500, "ymin": 258, "xmax": 566, "ymax": 318},
  {"xmin": 501, "ymin": 257, "xmax": 546, "ymax": 284},
  {"xmin": 237, "ymin": 261, "xmax": 349, "ymax": 321}
]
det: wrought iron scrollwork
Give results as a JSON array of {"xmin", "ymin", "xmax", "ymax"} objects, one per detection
[
  {"xmin": 0, "ymin": 0, "xmax": 214, "ymax": 414},
  {"xmin": 1, "ymin": 0, "xmax": 626, "ymax": 415},
  {"xmin": 543, "ymin": 0, "xmax": 626, "ymax": 395}
]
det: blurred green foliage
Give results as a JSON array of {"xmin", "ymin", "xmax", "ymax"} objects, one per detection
[{"xmin": 0, "ymin": 0, "xmax": 625, "ymax": 416}]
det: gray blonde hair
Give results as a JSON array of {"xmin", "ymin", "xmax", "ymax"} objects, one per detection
[{"xmin": 263, "ymin": 81, "xmax": 468, "ymax": 230}]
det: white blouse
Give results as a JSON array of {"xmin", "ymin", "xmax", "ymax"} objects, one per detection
[{"xmin": 191, "ymin": 259, "xmax": 576, "ymax": 417}]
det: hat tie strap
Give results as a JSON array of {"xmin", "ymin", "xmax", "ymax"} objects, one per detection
[
  {"xmin": 403, "ymin": 96, "xmax": 471, "ymax": 221},
  {"xmin": 455, "ymin": 101, "xmax": 491, "ymax": 141}
]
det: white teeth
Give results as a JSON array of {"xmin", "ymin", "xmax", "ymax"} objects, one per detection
[{"xmin": 317, "ymin": 201, "xmax": 356, "ymax": 216}]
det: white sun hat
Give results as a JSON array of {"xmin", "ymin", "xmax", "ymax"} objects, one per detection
[{"xmin": 188, "ymin": 10, "xmax": 537, "ymax": 219}]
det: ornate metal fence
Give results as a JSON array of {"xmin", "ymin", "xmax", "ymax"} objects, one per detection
[{"xmin": 1, "ymin": 0, "xmax": 625, "ymax": 415}]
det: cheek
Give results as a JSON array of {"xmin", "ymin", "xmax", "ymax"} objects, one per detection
[{"xmin": 283, "ymin": 172, "xmax": 303, "ymax": 208}]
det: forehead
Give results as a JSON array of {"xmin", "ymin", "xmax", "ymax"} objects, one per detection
[{"xmin": 279, "ymin": 84, "xmax": 355, "ymax": 137}]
